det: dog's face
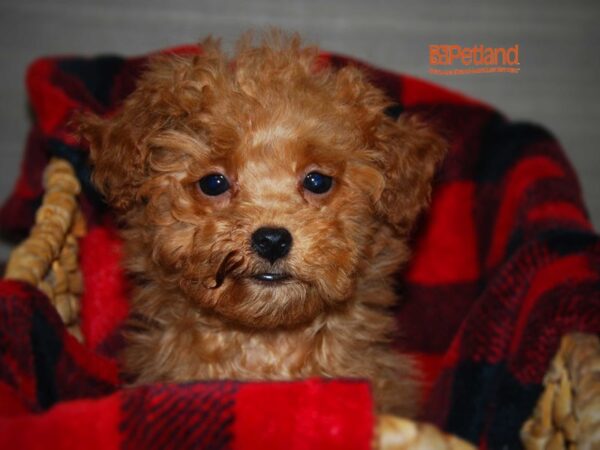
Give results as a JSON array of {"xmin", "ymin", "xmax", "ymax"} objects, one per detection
[{"xmin": 80, "ymin": 35, "xmax": 445, "ymax": 329}]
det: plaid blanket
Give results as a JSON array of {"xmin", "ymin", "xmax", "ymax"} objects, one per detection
[{"xmin": 1, "ymin": 44, "xmax": 599, "ymax": 449}]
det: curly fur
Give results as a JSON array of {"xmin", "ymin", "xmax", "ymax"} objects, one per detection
[{"xmin": 79, "ymin": 31, "xmax": 445, "ymax": 416}]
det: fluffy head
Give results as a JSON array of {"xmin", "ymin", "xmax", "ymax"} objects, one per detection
[{"xmin": 79, "ymin": 32, "xmax": 445, "ymax": 331}]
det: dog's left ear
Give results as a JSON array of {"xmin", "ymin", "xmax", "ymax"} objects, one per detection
[
  {"xmin": 372, "ymin": 113, "xmax": 446, "ymax": 235},
  {"xmin": 335, "ymin": 66, "xmax": 446, "ymax": 235}
]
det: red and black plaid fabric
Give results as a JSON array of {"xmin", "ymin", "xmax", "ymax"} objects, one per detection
[{"xmin": 1, "ymin": 45, "xmax": 599, "ymax": 449}]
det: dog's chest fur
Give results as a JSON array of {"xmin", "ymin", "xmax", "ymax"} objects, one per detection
[{"xmin": 125, "ymin": 299, "xmax": 416, "ymax": 416}]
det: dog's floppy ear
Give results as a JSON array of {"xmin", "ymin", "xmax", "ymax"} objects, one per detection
[
  {"xmin": 373, "ymin": 113, "xmax": 446, "ymax": 235},
  {"xmin": 78, "ymin": 46, "xmax": 227, "ymax": 211},
  {"xmin": 334, "ymin": 66, "xmax": 446, "ymax": 235},
  {"xmin": 78, "ymin": 111, "xmax": 149, "ymax": 211}
]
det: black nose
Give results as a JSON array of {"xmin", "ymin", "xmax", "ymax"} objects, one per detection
[{"xmin": 251, "ymin": 227, "xmax": 293, "ymax": 264}]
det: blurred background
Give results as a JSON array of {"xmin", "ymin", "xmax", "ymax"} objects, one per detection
[{"xmin": 1, "ymin": 0, "xmax": 599, "ymax": 260}]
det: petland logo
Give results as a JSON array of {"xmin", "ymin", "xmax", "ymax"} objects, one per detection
[{"xmin": 429, "ymin": 44, "xmax": 520, "ymax": 75}]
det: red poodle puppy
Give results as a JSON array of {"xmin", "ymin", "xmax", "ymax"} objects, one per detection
[{"xmin": 80, "ymin": 31, "xmax": 445, "ymax": 416}]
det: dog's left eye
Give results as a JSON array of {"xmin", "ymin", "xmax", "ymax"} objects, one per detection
[
  {"xmin": 303, "ymin": 171, "xmax": 333, "ymax": 194},
  {"xmin": 198, "ymin": 173, "xmax": 230, "ymax": 196}
]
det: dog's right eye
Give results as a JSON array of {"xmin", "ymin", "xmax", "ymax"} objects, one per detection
[{"xmin": 198, "ymin": 173, "xmax": 230, "ymax": 196}]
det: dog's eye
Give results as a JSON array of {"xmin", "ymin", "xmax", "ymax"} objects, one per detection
[
  {"xmin": 198, "ymin": 173, "xmax": 230, "ymax": 196},
  {"xmin": 303, "ymin": 171, "xmax": 333, "ymax": 194}
]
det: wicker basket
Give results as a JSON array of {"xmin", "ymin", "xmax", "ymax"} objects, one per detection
[{"xmin": 4, "ymin": 158, "xmax": 599, "ymax": 450}]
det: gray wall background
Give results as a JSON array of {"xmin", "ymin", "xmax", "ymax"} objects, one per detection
[{"xmin": 1, "ymin": 0, "xmax": 599, "ymax": 260}]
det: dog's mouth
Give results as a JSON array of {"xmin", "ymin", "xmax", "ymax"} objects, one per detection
[
  {"xmin": 200, "ymin": 249, "xmax": 296, "ymax": 290},
  {"xmin": 250, "ymin": 272, "xmax": 292, "ymax": 283}
]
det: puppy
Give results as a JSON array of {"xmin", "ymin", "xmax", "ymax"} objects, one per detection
[{"xmin": 79, "ymin": 31, "xmax": 445, "ymax": 416}]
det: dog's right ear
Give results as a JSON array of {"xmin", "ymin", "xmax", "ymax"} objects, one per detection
[{"xmin": 77, "ymin": 111, "xmax": 148, "ymax": 211}]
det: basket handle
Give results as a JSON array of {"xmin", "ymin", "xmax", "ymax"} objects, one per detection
[{"xmin": 5, "ymin": 157, "xmax": 85, "ymax": 340}]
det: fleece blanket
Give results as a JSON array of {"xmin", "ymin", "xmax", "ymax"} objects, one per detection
[{"xmin": 1, "ymin": 45, "xmax": 599, "ymax": 450}]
